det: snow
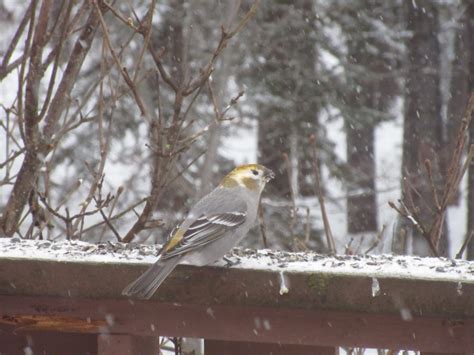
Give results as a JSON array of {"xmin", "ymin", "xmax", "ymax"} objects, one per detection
[
  {"xmin": 1, "ymin": 238, "xmax": 473, "ymax": 284},
  {"xmin": 371, "ymin": 277, "xmax": 380, "ymax": 297},
  {"xmin": 220, "ymin": 119, "xmax": 258, "ymax": 164},
  {"xmin": 278, "ymin": 270, "xmax": 289, "ymax": 295}
]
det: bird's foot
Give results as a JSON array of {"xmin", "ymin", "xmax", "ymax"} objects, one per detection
[{"xmin": 223, "ymin": 256, "xmax": 241, "ymax": 267}]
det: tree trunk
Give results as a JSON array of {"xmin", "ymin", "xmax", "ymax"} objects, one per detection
[
  {"xmin": 296, "ymin": 1, "xmax": 320, "ymax": 198},
  {"xmin": 199, "ymin": 2, "xmax": 239, "ymax": 197},
  {"xmin": 400, "ymin": 2, "xmax": 448, "ymax": 256},
  {"xmin": 345, "ymin": 31, "xmax": 378, "ymax": 234},
  {"xmin": 346, "ymin": 122, "xmax": 377, "ymax": 233},
  {"xmin": 467, "ymin": 1, "xmax": 474, "ymax": 260},
  {"xmin": 1, "ymin": 6, "xmax": 99, "ymax": 236},
  {"xmin": 258, "ymin": 116, "xmax": 291, "ymax": 199}
]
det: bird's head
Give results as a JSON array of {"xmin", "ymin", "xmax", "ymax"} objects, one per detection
[{"xmin": 220, "ymin": 164, "xmax": 275, "ymax": 192}]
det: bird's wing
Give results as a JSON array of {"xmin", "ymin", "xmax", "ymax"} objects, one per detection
[{"xmin": 159, "ymin": 211, "xmax": 247, "ymax": 260}]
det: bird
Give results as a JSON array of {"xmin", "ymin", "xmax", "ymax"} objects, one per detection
[{"xmin": 122, "ymin": 164, "xmax": 274, "ymax": 299}]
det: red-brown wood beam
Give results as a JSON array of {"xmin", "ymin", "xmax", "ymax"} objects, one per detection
[
  {"xmin": 0, "ymin": 295, "xmax": 472, "ymax": 352},
  {"xmin": 0, "ymin": 330, "xmax": 98, "ymax": 354}
]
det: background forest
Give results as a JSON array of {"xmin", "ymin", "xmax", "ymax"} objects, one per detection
[{"xmin": 0, "ymin": 0, "xmax": 473, "ymax": 260}]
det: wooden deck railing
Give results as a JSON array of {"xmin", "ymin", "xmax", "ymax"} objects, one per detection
[{"xmin": 0, "ymin": 239, "xmax": 473, "ymax": 354}]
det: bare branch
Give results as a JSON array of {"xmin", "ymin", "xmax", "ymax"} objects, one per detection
[
  {"xmin": 0, "ymin": 148, "xmax": 25, "ymax": 170},
  {"xmin": 0, "ymin": 2, "xmax": 33, "ymax": 80},
  {"xmin": 1, "ymin": 3, "xmax": 101, "ymax": 236},
  {"xmin": 93, "ymin": 1, "xmax": 151, "ymax": 121},
  {"xmin": 365, "ymin": 225, "xmax": 386, "ymax": 255},
  {"xmin": 184, "ymin": 1, "xmax": 260, "ymax": 95},
  {"xmin": 43, "ymin": 6, "xmax": 100, "ymax": 140},
  {"xmin": 258, "ymin": 203, "xmax": 268, "ymax": 249},
  {"xmin": 423, "ymin": 159, "xmax": 441, "ymax": 210},
  {"xmin": 79, "ymin": 197, "xmax": 147, "ymax": 236},
  {"xmin": 38, "ymin": 1, "xmax": 75, "ymax": 121},
  {"xmin": 430, "ymin": 93, "xmax": 474, "ymax": 248},
  {"xmin": 309, "ymin": 134, "xmax": 336, "ymax": 254},
  {"xmin": 0, "ymin": 0, "xmax": 49, "ymax": 236},
  {"xmin": 388, "ymin": 200, "xmax": 439, "ymax": 257},
  {"xmin": 456, "ymin": 230, "xmax": 474, "ymax": 259},
  {"xmin": 93, "ymin": 195, "xmax": 122, "ymax": 242},
  {"xmin": 282, "ymin": 153, "xmax": 299, "ymax": 250}
]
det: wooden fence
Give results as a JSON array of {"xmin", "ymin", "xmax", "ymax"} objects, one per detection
[{"xmin": 0, "ymin": 239, "xmax": 473, "ymax": 354}]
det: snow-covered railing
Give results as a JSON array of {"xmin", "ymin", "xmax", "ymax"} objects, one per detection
[{"xmin": 0, "ymin": 238, "xmax": 473, "ymax": 354}]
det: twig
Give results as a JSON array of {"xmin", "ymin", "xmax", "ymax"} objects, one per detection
[
  {"xmin": 456, "ymin": 230, "xmax": 474, "ymax": 259},
  {"xmin": 304, "ymin": 207, "xmax": 311, "ymax": 245},
  {"xmin": 423, "ymin": 159, "xmax": 441, "ymax": 210},
  {"xmin": 184, "ymin": 1, "xmax": 260, "ymax": 95},
  {"xmin": 258, "ymin": 203, "xmax": 268, "ymax": 249},
  {"xmin": 309, "ymin": 135, "xmax": 336, "ymax": 254},
  {"xmin": 37, "ymin": 190, "xmax": 114, "ymax": 227},
  {"xmin": 431, "ymin": 93, "xmax": 474, "ymax": 248},
  {"xmin": 148, "ymin": 43, "xmax": 178, "ymax": 92},
  {"xmin": 0, "ymin": 2, "xmax": 33, "ymax": 80},
  {"xmin": 93, "ymin": 1, "xmax": 151, "ymax": 120},
  {"xmin": 99, "ymin": 186, "xmax": 123, "ymax": 241},
  {"xmin": 0, "ymin": 148, "xmax": 26, "ymax": 169},
  {"xmin": 131, "ymin": 1, "xmax": 154, "ymax": 84},
  {"xmin": 282, "ymin": 153, "xmax": 298, "ymax": 250},
  {"xmin": 92, "ymin": 195, "xmax": 122, "ymax": 242},
  {"xmin": 344, "ymin": 237, "xmax": 355, "ymax": 255},
  {"xmin": 72, "ymin": 81, "xmax": 113, "ymax": 235},
  {"xmin": 403, "ymin": 173, "xmax": 435, "ymax": 214},
  {"xmin": 79, "ymin": 197, "xmax": 147, "ymax": 235},
  {"xmin": 454, "ymin": 145, "xmax": 474, "ymax": 195},
  {"xmin": 441, "ymin": 94, "xmax": 474, "ymax": 203},
  {"xmin": 364, "ymin": 224, "xmax": 386, "ymax": 254},
  {"xmin": 38, "ymin": 1, "xmax": 74, "ymax": 122},
  {"xmin": 168, "ymin": 151, "xmax": 206, "ymax": 183},
  {"xmin": 221, "ymin": 90, "xmax": 245, "ymax": 117},
  {"xmin": 43, "ymin": 7, "xmax": 100, "ymax": 140},
  {"xmin": 388, "ymin": 200, "xmax": 439, "ymax": 256},
  {"xmin": 102, "ymin": 0, "xmax": 138, "ymax": 31}
]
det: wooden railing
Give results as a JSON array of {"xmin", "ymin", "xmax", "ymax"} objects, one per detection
[{"xmin": 0, "ymin": 239, "xmax": 473, "ymax": 354}]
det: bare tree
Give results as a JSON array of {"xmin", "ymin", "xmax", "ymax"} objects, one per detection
[
  {"xmin": 1, "ymin": 1, "xmax": 101, "ymax": 237},
  {"xmin": 0, "ymin": 0, "xmax": 259, "ymax": 241}
]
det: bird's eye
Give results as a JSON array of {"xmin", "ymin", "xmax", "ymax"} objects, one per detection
[{"xmin": 251, "ymin": 169, "xmax": 259, "ymax": 176}]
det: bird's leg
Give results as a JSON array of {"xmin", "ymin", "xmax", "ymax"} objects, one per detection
[{"xmin": 223, "ymin": 255, "xmax": 241, "ymax": 267}]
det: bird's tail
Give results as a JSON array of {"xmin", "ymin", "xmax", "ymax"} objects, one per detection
[{"xmin": 122, "ymin": 257, "xmax": 181, "ymax": 299}]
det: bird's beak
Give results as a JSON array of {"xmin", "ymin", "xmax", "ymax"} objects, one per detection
[{"xmin": 263, "ymin": 168, "xmax": 275, "ymax": 182}]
